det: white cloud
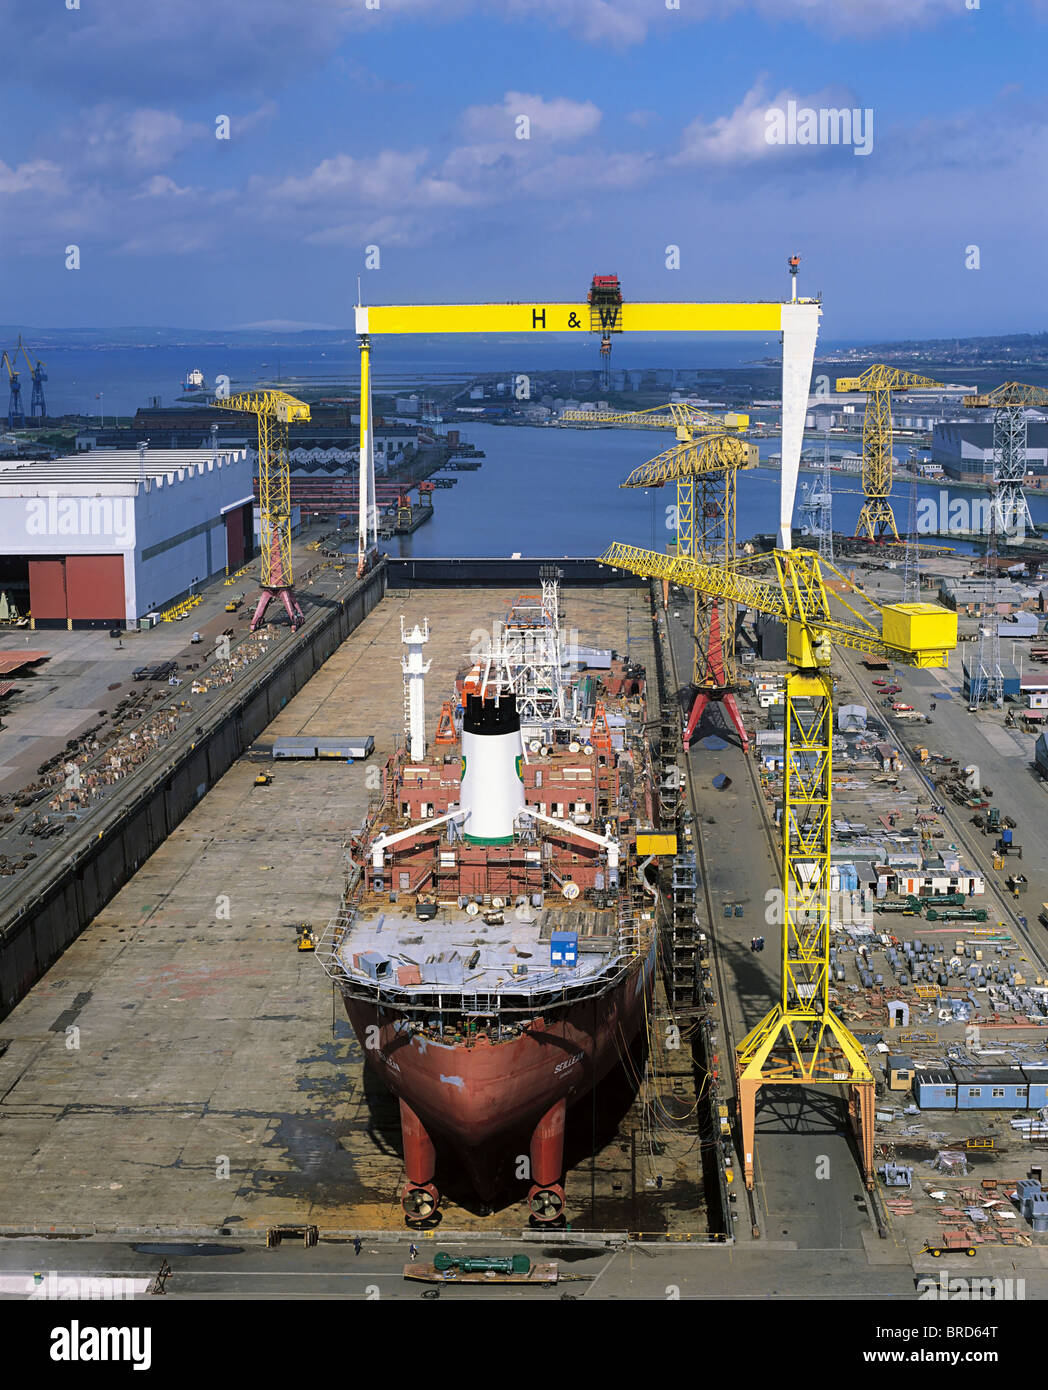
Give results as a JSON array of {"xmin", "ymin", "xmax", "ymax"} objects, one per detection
[
  {"xmin": 515, "ymin": 149, "xmax": 653, "ymax": 196},
  {"xmin": 0, "ymin": 0, "xmax": 1022, "ymax": 119},
  {"xmin": 135, "ymin": 175, "xmax": 195, "ymax": 199},
  {"xmin": 264, "ymin": 149, "xmax": 472, "ymax": 210},
  {"xmin": 460, "ymin": 92, "xmax": 602, "ymax": 143},
  {"xmin": 497, "ymin": 0, "xmax": 975, "ymax": 42},
  {"xmin": 0, "ymin": 159, "xmax": 65, "ymax": 195},
  {"xmin": 65, "ymin": 106, "xmax": 207, "ymax": 174},
  {"xmin": 236, "ymin": 101, "xmax": 279, "ymax": 136},
  {"xmin": 675, "ymin": 82, "xmax": 867, "ymax": 166}
]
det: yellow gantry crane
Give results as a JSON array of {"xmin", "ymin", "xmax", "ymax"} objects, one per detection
[
  {"xmin": 962, "ymin": 382, "xmax": 1048, "ymax": 538},
  {"xmin": 564, "ymin": 404, "xmax": 754, "ymax": 745},
  {"xmin": 2, "ymin": 351, "xmax": 24, "ymax": 429},
  {"xmin": 213, "ymin": 391, "xmax": 311, "ymax": 631},
  {"xmin": 598, "ymin": 538, "xmax": 957, "ymax": 1189},
  {"xmin": 835, "ymin": 366, "xmax": 946, "ymax": 541},
  {"xmin": 16, "ymin": 336, "xmax": 47, "ymax": 419}
]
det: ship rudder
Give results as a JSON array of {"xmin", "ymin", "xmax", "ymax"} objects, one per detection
[
  {"xmin": 400, "ymin": 1098, "xmax": 441, "ymax": 1222},
  {"xmin": 528, "ymin": 1097, "xmax": 567, "ymax": 1223}
]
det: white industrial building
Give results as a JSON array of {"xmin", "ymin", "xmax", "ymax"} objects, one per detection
[
  {"xmin": 0, "ymin": 445, "xmax": 253, "ymax": 628},
  {"xmin": 933, "ymin": 420, "xmax": 1048, "ymax": 481}
]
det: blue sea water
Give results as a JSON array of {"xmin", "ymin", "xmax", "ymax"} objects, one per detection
[
  {"xmin": 381, "ymin": 423, "xmax": 1048, "ymax": 561},
  {"xmin": 33, "ymin": 343, "xmax": 1048, "ymax": 560}
]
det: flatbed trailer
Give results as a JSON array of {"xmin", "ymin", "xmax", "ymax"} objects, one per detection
[{"xmin": 404, "ymin": 1261, "xmax": 560, "ymax": 1286}]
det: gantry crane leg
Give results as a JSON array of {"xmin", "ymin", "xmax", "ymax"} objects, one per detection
[
  {"xmin": 733, "ymin": 668, "xmax": 873, "ymax": 1190},
  {"xmin": 684, "ymin": 600, "xmax": 749, "ymax": 750},
  {"xmin": 682, "ymin": 466, "xmax": 749, "ymax": 751},
  {"xmin": 855, "ymin": 498, "xmax": 900, "ymax": 544}
]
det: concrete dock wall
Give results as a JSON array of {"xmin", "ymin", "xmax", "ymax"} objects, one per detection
[
  {"xmin": 0, "ymin": 562, "xmax": 387, "ymax": 1019},
  {"xmin": 386, "ymin": 557, "xmax": 637, "ymax": 587}
]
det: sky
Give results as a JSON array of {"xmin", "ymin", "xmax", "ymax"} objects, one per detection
[{"xmin": 1, "ymin": 0, "xmax": 1046, "ymax": 341}]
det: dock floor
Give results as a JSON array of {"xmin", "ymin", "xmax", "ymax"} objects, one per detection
[{"xmin": 0, "ymin": 583, "xmax": 710, "ymax": 1236}]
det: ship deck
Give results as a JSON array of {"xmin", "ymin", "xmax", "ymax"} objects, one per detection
[
  {"xmin": 334, "ymin": 899, "xmax": 625, "ymax": 999},
  {"xmin": 0, "ymin": 581, "xmax": 709, "ymax": 1235}
]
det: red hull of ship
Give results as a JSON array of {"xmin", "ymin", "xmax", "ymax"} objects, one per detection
[{"xmin": 344, "ymin": 945, "xmax": 655, "ymax": 1201}]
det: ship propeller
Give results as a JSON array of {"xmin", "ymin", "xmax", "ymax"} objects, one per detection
[
  {"xmin": 528, "ymin": 1185, "xmax": 565, "ymax": 1222},
  {"xmin": 402, "ymin": 1182, "xmax": 440, "ymax": 1220}
]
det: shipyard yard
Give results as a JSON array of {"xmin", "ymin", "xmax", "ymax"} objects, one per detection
[
  {"xmin": 4, "ymin": 548, "xmax": 1048, "ymax": 1302},
  {"xmin": 660, "ymin": 550, "xmax": 1048, "ymax": 1293},
  {"xmin": 0, "ymin": 582, "xmax": 718, "ymax": 1239}
]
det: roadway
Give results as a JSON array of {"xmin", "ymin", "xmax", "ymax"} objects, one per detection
[
  {"xmin": 0, "ymin": 1235, "xmax": 918, "ymax": 1301},
  {"xmin": 661, "ymin": 605, "xmax": 875, "ymax": 1258}
]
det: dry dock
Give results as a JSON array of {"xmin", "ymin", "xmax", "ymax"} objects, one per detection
[{"xmin": 0, "ymin": 582, "xmax": 710, "ymax": 1237}]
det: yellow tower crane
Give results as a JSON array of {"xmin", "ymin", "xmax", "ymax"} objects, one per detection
[
  {"xmin": 598, "ymin": 538, "xmax": 957, "ymax": 1189},
  {"xmin": 962, "ymin": 382, "xmax": 1048, "ymax": 538},
  {"xmin": 835, "ymin": 366, "xmax": 946, "ymax": 542},
  {"xmin": 212, "ymin": 391, "xmax": 310, "ymax": 631},
  {"xmin": 2, "ymin": 351, "xmax": 24, "ymax": 430},
  {"xmin": 563, "ymin": 404, "xmax": 753, "ymax": 746}
]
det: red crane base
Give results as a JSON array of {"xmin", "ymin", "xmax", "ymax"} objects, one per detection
[
  {"xmin": 684, "ymin": 689, "xmax": 749, "ymax": 753},
  {"xmin": 250, "ymin": 586, "xmax": 304, "ymax": 632}
]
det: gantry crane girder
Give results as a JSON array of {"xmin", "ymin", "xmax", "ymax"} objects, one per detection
[
  {"xmin": 561, "ymin": 403, "xmax": 750, "ymax": 434},
  {"xmin": 836, "ymin": 365, "xmax": 946, "ymax": 542},
  {"xmin": 599, "ymin": 539, "xmax": 957, "ymax": 1189},
  {"xmin": 621, "ymin": 433, "xmax": 755, "ymax": 488},
  {"xmin": 600, "ymin": 543, "xmax": 956, "ymax": 668},
  {"xmin": 213, "ymin": 390, "xmax": 310, "ymax": 631},
  {"xmin": 962, "ymin": 382, "xmax": 1048, "ymax": 410},
  {"xmin": 357, "ymin": 296, "xmax": 821, "ymax": 550}
]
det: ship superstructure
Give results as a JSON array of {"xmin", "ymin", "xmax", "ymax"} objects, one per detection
[{"xmin": 316, "ymin": 587, "xmax": 657, "ymax": 1223}]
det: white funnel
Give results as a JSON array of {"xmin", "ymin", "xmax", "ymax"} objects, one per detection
[{"xmin": 459, "ymin": 694, "xmax": 525, "ymax": 845}]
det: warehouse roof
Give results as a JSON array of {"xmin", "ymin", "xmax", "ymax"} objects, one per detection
[
  {"xmin": 0, "ymin": 651, "xmax": 49, "ymax": 674},
  {"xmin": 951, "ymin": 1066, "xmax": 1027, "ymax": 1085},
  {"xmin": 913, "ymin": 1069, "xmax": 956, "ymax": 1087},
  {"xmin": 941, "ymin": 576, "xmax": 1023, "ymax": 603},
  {"xmin": 0, "ymin": 447, "xmax": 248, "ymax": 495}
]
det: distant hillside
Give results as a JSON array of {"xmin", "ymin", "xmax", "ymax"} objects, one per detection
[
  {"xmin": 825, "ymin": 331, "xmax": 1048, "ymax": 366},
  {"xmin": 0, "ymin": 325, "xmax": 354, "ymax": 350}
]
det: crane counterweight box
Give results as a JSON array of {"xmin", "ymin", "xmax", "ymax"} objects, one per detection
[{"xmin": 881, "ymin": 603, "xmax": 957, "ymax": 661}]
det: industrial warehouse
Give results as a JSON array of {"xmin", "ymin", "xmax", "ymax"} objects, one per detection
[{"xmin": 0, "ymin": 445, "xmax": 254, "ymax": 627}]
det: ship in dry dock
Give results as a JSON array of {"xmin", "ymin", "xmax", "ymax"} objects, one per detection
[{"xmin": 317, "ymin": 584, "xmax": 659, "ymax": 1223}]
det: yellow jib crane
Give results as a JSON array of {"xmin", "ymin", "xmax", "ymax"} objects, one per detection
[
  {"xmin": 564, "ymin": 404, "xmax": 754, "ymax": 745},
  {"xmin": 836, "ymin": 366, "xmax": 946, "ymax": 542},
  {"xmin": 598, "ymin": 538, "xmax": 957, "ymax": 1189},
  {"xmin": 2, "ymin": 350, "xmax": 24, "ymax": 429},
  {"xmin": 962, "ymin": 382, "xmax": 1048, "ymax": 538},
  {"xmin": 213, "ymin": 391, "xmax": 310, "ymax": 631}
]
